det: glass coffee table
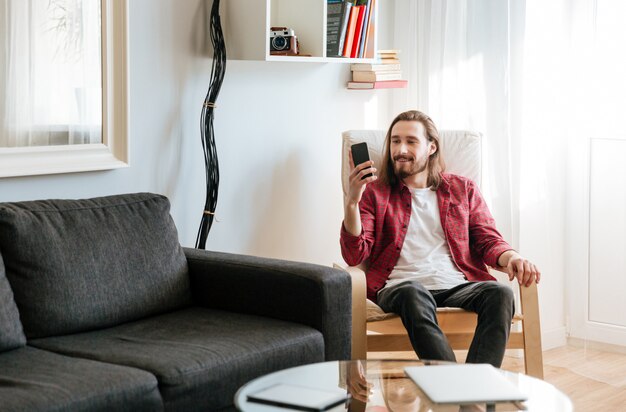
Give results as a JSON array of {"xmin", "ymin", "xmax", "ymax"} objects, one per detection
[{"xmin": 235, "ymin": 360, "xmax": 573, "ymax": 411}]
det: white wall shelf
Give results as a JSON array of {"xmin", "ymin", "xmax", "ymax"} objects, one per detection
[
  {"xmin": 266, "ymin": 55, "xmax": 376, "ymax": 64},
  {"xmin": 223, "ymin": 0, "xmax": 377, "ymax": 63}
]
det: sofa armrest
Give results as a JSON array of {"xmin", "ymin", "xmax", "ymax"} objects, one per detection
[{"xmin": 183, "ymin": 248, "xmax": 351, "ymax": 361}]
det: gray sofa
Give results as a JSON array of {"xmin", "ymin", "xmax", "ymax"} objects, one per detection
[{"xmin": 0, "ymin": 193, "xmax": 351, "ymax": 411}]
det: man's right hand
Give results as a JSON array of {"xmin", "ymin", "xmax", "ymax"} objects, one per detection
[
  {"xmin": 346, "ymin": 151, "xmax": 377, "ymax": 207},
  {"xmin": 346, "ymin": 361, "xmax": 372, "ymax": 403}
]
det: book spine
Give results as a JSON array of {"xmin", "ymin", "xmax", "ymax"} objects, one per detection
[
  {"xmin": 347, "ymin": 81, "xmax": 374, "ymax": 89},
  {"xmin": 352, "ymin": 71, "xmax": 402, "ymax": 82},
  {"xmin": 351, "ymin": 63, "xmax": 401, "ymax": 71},
  {"xmin": 372, "ymin": 80, "xmax": 407, "ymax": 89},
  {"xmin": 363, "ymin": 0, "xmax": 376, "ymax": 58},
  {"xmin": 326, "ymin": 0, "xmax": 344, "ymax": 57},
  {"xmin": 350, "ymin": 5, "xmax": 366, "ymax": 58},
  {"xmin": 336, "ymin": 3, "xmax": 353, "ymax": 57},
  {"xmin": 348, "ymin": 80, "xmax": 408, "ymax": 89},
  {"xmin": 342, "ymin": 6, "xmax": 359, "ymax": 57},
  {"xmin": 357, "ymin": 0, "xmax": 371, "ymax": 58}
]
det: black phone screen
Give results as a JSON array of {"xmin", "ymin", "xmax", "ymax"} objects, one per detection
[{"xmin": 351, "ymin": 142, "xmax": 373, "ymax": 179}]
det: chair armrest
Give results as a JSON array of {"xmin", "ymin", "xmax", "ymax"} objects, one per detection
[
  {"xmin": 335, "ymin": 264, "xmax": 367, "ymax": 359},
  {"xmin": 519, "ymin": 281, "xmax": 543, "ymax": 339},
  {"xmin": 518, "ymin": 281, "xmax": 544, "ymax": 378},
  {"xmin": 184, "ymin": 248, "xmax": 351, "ymax": 361}
]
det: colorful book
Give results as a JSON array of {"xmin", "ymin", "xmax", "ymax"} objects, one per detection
[
  {"xmin": 350, "ymin": 5, "xmax": 366, "ymax": 58},
  {"xmin": 352, "ymin": 70, "xmax": 402, "ymax": 82},
  {"xmin": 356, "ymin": 0, "xmax": 372, "ymax": 58},
  {"xmin": 342, "ymin": 5, "xmax": 359, "ymax": 57},
  {"xmin": 347, "ymin": 80, "xmax": 408, "ymax": 89},
  {"xmin": 362, "ymin": 0, "xmax": 376, "ymax": 58},
  {"xmin": 351, "ymin": 63, "xmax": 401, "ymax": 71}
]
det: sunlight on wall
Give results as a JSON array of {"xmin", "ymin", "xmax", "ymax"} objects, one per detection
[
  {"xmin": 363, "ymin": 94, "xmax": 379, "ymax": 129},
  {"xmin": 519, "ymin": 0, "xmax": 573, "ymax": 212},
  {"xmin": 520, "ymin": 0, "xmax": 626, "ymax": 212},
  {"xmin": 593, "ymin": 0, "xmax": 626, "ymax": 136}
]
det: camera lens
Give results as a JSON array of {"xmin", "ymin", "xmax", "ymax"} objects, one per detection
[{"xmin": 272, "ymin": 36, "xmax": 287, "ymax": 51}]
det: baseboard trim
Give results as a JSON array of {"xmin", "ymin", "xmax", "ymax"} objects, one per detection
[{"xmin": 568, "ymin": 337, "xmax": 626, "ymax": 354}]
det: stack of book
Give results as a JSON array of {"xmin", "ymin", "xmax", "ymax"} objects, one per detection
[
  {"xmin": 326, "ymin": 0, "xmax": 376, "ymax": 59},
  {"xmin": 348, "ymin": 50, "xmax": 408, "ymax": 89}
]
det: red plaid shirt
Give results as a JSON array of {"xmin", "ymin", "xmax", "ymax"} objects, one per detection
[{"xmin": 340, "ymin": 173, "xmax": 512, "ymax": 302}]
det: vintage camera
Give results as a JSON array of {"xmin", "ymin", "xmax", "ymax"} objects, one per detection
[{"xmin": 269, "ymin": 27, "xmax": 299, "ymax": 55}]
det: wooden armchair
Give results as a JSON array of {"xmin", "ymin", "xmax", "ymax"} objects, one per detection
[{"xmin": 338, "ymin": 129, "xmax": 544, "ymax": 379}]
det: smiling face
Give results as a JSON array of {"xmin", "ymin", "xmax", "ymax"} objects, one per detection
[
  {"xmin": 378, "ymin": 110, "xmax": 445, "ymax": 189},
  {"xmin": 390, "ymin": 120, "xmax": 436, "ymax": 182}
]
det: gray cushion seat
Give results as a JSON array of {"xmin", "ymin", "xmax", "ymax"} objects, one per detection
[
  {"xmin": 30, "ymin": 307, "xmax": 325, "ymax": 411},
  {"xmin": 0, "ymin": 346, "xmax": 161, "ymax": 412}
]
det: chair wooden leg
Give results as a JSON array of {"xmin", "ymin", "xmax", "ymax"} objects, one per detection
[
  {"xmin": 346, "ymin": 266, "xmax": 368, "ymax": 360},
  {"xmin": 352, "ymin": 321, "xmax": 367, "ymax": 360},
  {"xmin": 520, "ymin": 282, "xmax": 544, "ymax": 379}
]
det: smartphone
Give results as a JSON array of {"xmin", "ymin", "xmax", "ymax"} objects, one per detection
[{"xmin": 351, "ymin": 142, "xmax": 373, "ymax": 179}]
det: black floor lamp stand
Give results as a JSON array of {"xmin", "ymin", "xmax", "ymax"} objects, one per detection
[{"xmin": 196, "ymin": 0, "xmax": 226, "ymax": 249}]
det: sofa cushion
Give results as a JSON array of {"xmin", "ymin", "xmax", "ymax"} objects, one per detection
[
  {"xmin": 0, "ymin": 193, "xmax": 192, "ymax": 339},
  {"xmin": 30, "ymin": 307, "xmax": 326, "ymax": 411},
  {"xmin": 0, "ymin": 255, "xmax": 26, "ymax": 352},
  {"xmin": 0, "ymin": 346, "xmax": 162, "ymax": 412}
]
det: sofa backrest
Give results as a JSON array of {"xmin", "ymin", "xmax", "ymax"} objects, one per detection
[
  {"xmin": 0, "ymin": 254, "xmax": 26, "ymax": 351},
  {"xmin": 0, "ymin": 193, "xmax": 192, "ymax": 339}
]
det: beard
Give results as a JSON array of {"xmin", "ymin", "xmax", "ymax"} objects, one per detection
[{"xmin": 393, "ymin": 153, "xmax": 429, "ymax": 179}]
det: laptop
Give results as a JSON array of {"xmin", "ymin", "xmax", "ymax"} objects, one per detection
[{"xmin": 404, "ymin": 364, "xmax": 528, "ymax": 405}]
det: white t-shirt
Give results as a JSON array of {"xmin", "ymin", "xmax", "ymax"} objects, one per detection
[{"xmin": 384, "ymin": 187, "xmax": 467, "ymax": 291}]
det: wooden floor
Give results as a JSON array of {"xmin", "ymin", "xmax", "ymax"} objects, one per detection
[{"xmin": 369, "ymin": 345, "xmax": 626, "ymax": 411}]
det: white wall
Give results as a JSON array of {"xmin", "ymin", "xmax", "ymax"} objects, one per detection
[
  {"xmin": 0, "ymin": 0, "xmax": 572, "ymax": 350},
  {"xmin": 0, "ymin": 0, "xmax": 397, "ymax": 267}
]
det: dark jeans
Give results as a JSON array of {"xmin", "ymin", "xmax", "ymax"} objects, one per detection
[{"xmin": 377, "ymin": 280, "xmax": 515, "ymax": 367}]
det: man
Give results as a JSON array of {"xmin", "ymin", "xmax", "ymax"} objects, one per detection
[{"xmin": 340, "ymin": 110, "xmax": 540, "ymax": 367}]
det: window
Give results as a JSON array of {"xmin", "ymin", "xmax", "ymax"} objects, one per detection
[{"xmin": 0, "ymin": 0, "xmax": 128, "ymax": 177}]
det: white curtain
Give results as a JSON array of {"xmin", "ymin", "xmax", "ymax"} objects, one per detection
[
  {"xmin": 392, "ymin": 0, "xmax": 626, "ymax": 342},
  {"xmin": 392, "ymin": 0, "xmax": 519, "ymax": 246},
  {"xmin": 391, "ymin": 0, "xmax": 624, "ymax": 256},
  {"xmin": 0, "ymin": 0, "xmax": 102, "ymax": 147}
]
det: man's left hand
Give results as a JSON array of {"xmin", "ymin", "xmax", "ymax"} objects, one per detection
[{"xmin": 499, "ymin": 251, "xmax": 541, "ymax": 287}]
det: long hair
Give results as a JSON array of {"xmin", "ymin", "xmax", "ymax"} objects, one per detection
[{"xmin": 378, "ymin": 110, "xmax": 446, "ymax": 190}]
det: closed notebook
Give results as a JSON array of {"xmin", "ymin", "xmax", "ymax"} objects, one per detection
[
  {"xmin": 247, "ymin": 383, "xmax": 349, "ymax": 411},
  {"xmin": 404, "ymin": 364, "xmax": 528, "ymax": 405},
  {"xmin": 347, "ymin": 80, "xmax": 408, "ymax": 89},
  {"xmin": 352, "ymin": 71, "xmax": 402, "ymax": 82}
]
